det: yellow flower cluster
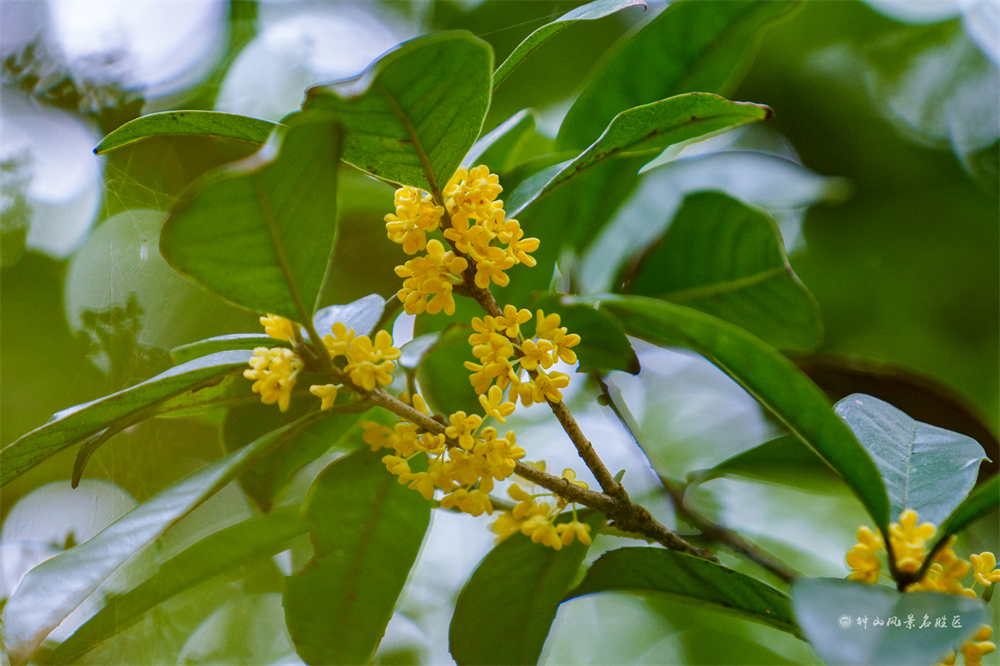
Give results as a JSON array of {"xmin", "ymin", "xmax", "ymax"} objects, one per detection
[
  {"xmin": 245, "ymin": 315, "xmax": 401, "ymax": 411},
  {"xmin": 464, "ymin": 308, "xmax": 579, "ymax": 406},
  {"xmin": 362, "ymin": 395, "xmax": 527, "ymax": 517},
  {"xmin": 384, "ymin": 185, "xmax": 444, "ymax": 255},
  {"xmin": 490, "ymin": 468, "xmax": 592, "ymax": 550},
  {"xmin": 845, "ymin": 509, "xmax": 998, "ymax": 666},
  {"xmin": 387, "ymin": 166, "xmax": 540, "ymax": 317}
]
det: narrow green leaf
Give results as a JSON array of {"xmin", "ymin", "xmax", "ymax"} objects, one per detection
[
  {"xmin": 688, "ymin": 435, "xmax": 835, "ymax": 488},
  {"xmin": 835, "ymin": 394, "xmax": 988, "ymax": 526},
  {"xmin": 591, "ymin": 294, "xmax": 891, "ymax": 533},
  {"xmin": 171, "ymin": 334, "xmax": 287, "ymax": 364},
  {"xmin": 791, "ymin": 578, "xmax": 986, "ymax": 666},
  {"xmin": 623, "ymin": 191, "xmax": 822, "ymax": 352},
  {"xmin": 567, "ymin": 547, "xmax": 797, "ymax": 635},
  {"xmin": 0, "ymin": 350, "xmax": 252, "ymax": 487},
  {"xmin": 302, "ymin": 31, "xmax": 492, "ymax": 194},
  {"xmin": 449, "ymin": 512, "xmax": 604, "ymax": 666},
  {"xmin": 929, "ymin": 474, "xmax": 999, "ymax": 554},
  {"xmin": 417, "ymin": 324, "xmax": 482, "ymax": 417},
  {"xmin": 224, "ymin": 403, "xmax": 372, "ymax": 512},
  {"xmin": 493, "ymin": 0, "xmax": 647, "ymax": 90},
  {"xmin": 463, "ymin": 109, "xmax": 537, "ymax": 172},
  {"xmin": 527, "ymin": 292, "xmax": 640, "ymax": 375},
  {"xmin": 94, "ymin": 111, "xmax": 279, "ymax": 155},
  {"xmin": 48, "ymin": 507, "xmax": 309, "ymax": 665},
  {"xmin": 285, "ymin": 447, "xmax": 431, "ymax": 665},
  {"xmin": 312, "ymin": 293, "xmax": 386, "ymax": 340},
  {"xmin": 507, "ymin": 94, "xmax": 770, "ymax": 217},
  {"xmin": 1, "ymin": 421, "xmax": 299, "ymax": 665},
  {"xmin": 161, "ymin": 115, "xmax": 343, "ymax": 322},
  {"xmin": 558, "ymin": 0, "xmax": 797, "ymax": 150}
]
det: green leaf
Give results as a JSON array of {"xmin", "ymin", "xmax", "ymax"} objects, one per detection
[
  {"xmin": 224, "ymin": 403, "xmax": 372, "ymax": 512},
  {"xmin": 557, "ymin": 0, "xmax": 797, "ymax": 150},
  {"xmin": 449, "ymin": 512, "xmax": 604, "ymax": 666},
  {"xmin": 417, "ymin": 323, "xmax": 482, "ymax": 417},
  {"xmin": 312, "ymin": 293, "xmax": 386, "ymax": 340},
  {"xmin": 463, "ymin": 109, "xmax": 537, "ymax": 172},
  {"xmin": 493, "ymin": 0, "xmax": 647, "ymax": 90},
  {"xmin": 591, "ymin": 295, "xmax": 891, "ymax": 534},
  {"xmin": 399, "ymin": 332, "xmax": 442, "ymax": 371},
  {"xmin": 791, "ymin": 577, "xmax": 986, "ymax": 666},
  {"xmin": 930, "ymin": 474, "xmax": 999, "ymax": 555},
  {"xmin": 507, "ymin": 94, "xmax": 771, "ymax": 217},
  {"xmin": 527, "ymin": 292, "xmax": 640, "ymax": 375},
  {"xmin": 688, "ymin": 435, "xmax": 835, "ymax": 488},
  {"xmin": 48, "ymin": 507, "xmax": 309, "ymax": 665},
  {"xmin": 285, "ymin": 446, "xmax": 431, "ymax": 665},
  {"xmin": 302, "ymin": 31, "xmax": 492, "ymax": 194},
  {"xmin": 171, "ymin": 334, "xmax": 288, "ymax": 364},
  {"xmin": 835, "ymin": 394, "xmax": 988, "ymax": 526},
  {"xmin": 0, "ymin": 350, "xmax": 252, "ymax": 487},
  {"xmin": 623, "ymin": 191, "xmax": 822, "ymax": 352},
  {"xmin": 566, "ymin": 547, "xmax": 797, "ymax": 635},
  {"xmin": 94, "ymin": 111, "xmax": 279, "ymax": 155},
  {"xmin": 1, "ymin": 421, "xmax": 298, "ymax": 665},
  {"xmin": 160, "ymin": 115, "xmax": 343, "ymax": 322}
]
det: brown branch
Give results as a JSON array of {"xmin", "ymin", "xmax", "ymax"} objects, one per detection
[
  {"xmin": 594, "ymin": 374, "xmax": 798, "ymax": 582},
  {"xmin": 313, "ymin": 363, "xmax": 715, "ymax": 561}
]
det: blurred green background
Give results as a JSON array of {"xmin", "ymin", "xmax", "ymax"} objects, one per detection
[{"xmin": 1, "ymin": 1, "xmax": 997, "ymax": 664}]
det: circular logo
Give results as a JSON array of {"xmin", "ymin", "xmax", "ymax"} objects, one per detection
[{"xmin": 838, "ymin": 615, "xmax": 853, "ymax": 629}]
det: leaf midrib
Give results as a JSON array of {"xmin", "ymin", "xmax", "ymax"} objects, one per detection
[{"xmin": 662, "ymin": 266, "xmax": 786, "ymax": 303}]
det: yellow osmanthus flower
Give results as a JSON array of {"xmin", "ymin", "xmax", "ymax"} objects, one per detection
[
  {"xmin": 309, "ymin": 384, "xmax": 339, "ymax": 410},
  {"xmin": 343, "ymin": 330, "xmax": 400, "ymax": 391},
  {"xmin": 971, "ymin": 552, "xmax": 1000, "ymax": 586},
  {"xmin": 321, "ymin": 322, "xmax": 356, "ymax": 358},
  {"xmin": 260, "ymin": 314, "xmax": 297, "ymax": 343},
  {"xmin": 495, "ymin": 305, "xmax": 532, "ymax": 338},
  {"xmin": 395, "ymin": 239, "xmax": 468, "ymax": 316},
  {"xmin": 961, "ymin": 626, "xmax": 996, "ymax": 666},
  {"xmin": 445, "ymin": 411, "xmax": 483, "ymax": 450},
  {"xmin": 557, "ymin": 519, "xmax": 592, "ymax": 546},
  {"xmin": 244, "ymin": 347, "xmax": 302, "ymax": 412},
  {"xmin": 384, "ymin": 185, "xmax": 443, "ymax": 255},
  {"xmin": 844, "ymin": 510, "xmax": 998, "ymax": 666},
  {"xmin": 479, "ymin": 385, "xmax": 516, "ymax": 423}
]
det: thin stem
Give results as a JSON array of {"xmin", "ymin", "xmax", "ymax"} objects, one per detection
[{"xmin": 594, "ymin": 374, "xmax": 797, "ymax": 582}]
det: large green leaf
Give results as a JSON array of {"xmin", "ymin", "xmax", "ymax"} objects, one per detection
[
  {"xmin": 929, "ymin": 474, "xmax": 999, "ymax": 556},
  {"xmin": 791, "ymin": 578, "xmax": 986, "ymax": 666},
  {"xmin": 623, "ymin": 191, "xmax": 822, "ymax": 352},
  {"xmin": 48, "ymin": 507, "xmax": 309, "ymax": 664},
  {"xmin": 835, "ymin": 394, "xmax": 987, "ymax": 526},
  {"xmin": 557, "ymin": 0, "xmax": 797, "ymax": 150},
  {"xmin": 284, "ymin": 446, "xmax": 431, "ymax": 665},
  {"xmin": 591, "ymin": 295, "xmax": 891, "ymax": 534},
  {"xmin": 688, "ymin": 435, "xmax": 835, "ymax": 488},
  {"xmin": 527, "ymin": 292, "xmax": 640, "ymax": 375},
  {"xmin": 507, "ymin": 94, "xmax": 770, "ymax": 217},
  {"xmin": 1, "ymin": 420, "xmax": 301, "ymax": 665},
  {"xmin": 0, "ymin": 350, "xmax": 252, "ymax": 486},
  {"xmin": 449, "ymin": 512, "xmax": 604, "ymax": 666},
  {"xmin": 567, "ymin": 547, "xmax": 797, "ymax": 635},
  {"xmin": 94, "ymin": 111, "xmax": 278, "ymax": 155},
  {"xmin": 302, "ymin": 31, "xmax": 492, "ymax": 194},
  {"xmin": 223, "ymin": 402, "xmax": 371, "ymax": 512},
  {"xmin": 493, "ymin": 0, "xmax": 647, "ymax": 90},
  {"xmin": 160, "ymin": 115, "xmax": 343, "ymax": 322}
]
